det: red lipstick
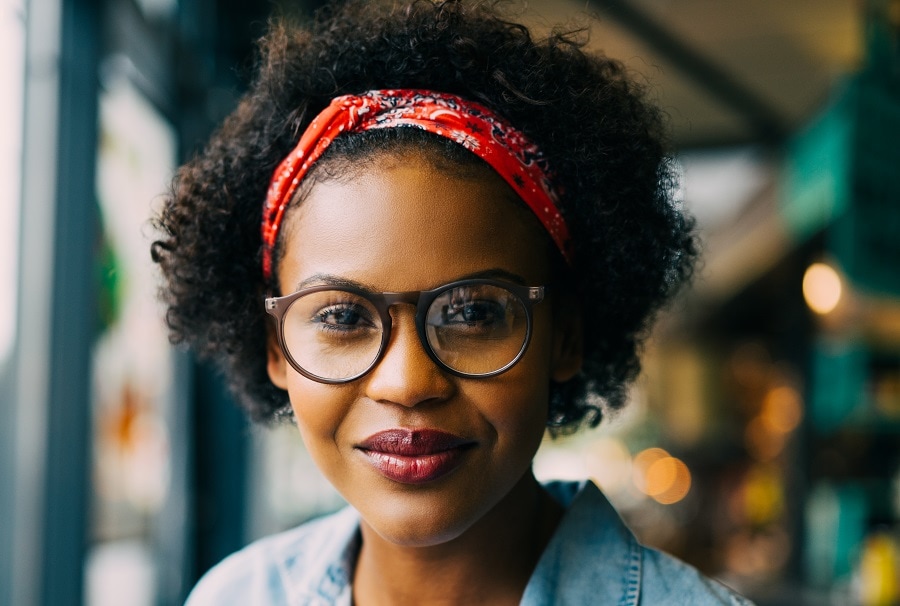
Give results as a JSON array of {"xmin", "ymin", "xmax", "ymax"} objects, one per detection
[{"xmin": 357, "ymin": 429, "xmax": 475, "ymax": 484}]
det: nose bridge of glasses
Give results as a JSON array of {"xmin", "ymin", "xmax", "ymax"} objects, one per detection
[
  {"xmin": 375, "ymin": 293, "xmax": 436, "ymax": 371},
  {"xmin": 375, "ymin": 291, "xmax": 422, "ymax": 325},
  {"xmin": 380, "ymin": 291, "xmax": 422, "ymax": 308}
]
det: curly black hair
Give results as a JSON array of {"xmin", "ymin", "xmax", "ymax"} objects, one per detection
[{"xmin": 151, "ymin": 0, "xmax": 697, "ymax": 432}]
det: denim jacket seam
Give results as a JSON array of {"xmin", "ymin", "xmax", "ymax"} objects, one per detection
[{"xmin": 618, "ymin": 534, "xmax": 642, "ymax": 606}]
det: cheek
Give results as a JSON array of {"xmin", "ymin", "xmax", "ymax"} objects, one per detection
[
  {"xmin": 481, "ymin": 370, "xmax": 550, "ymax": 427},
  {"xmin": 476, "ymin": 328, "xmax": 555, "ymax": 451},
  {"xmin": 286, "ymin": 377, "xmax": 353, "ymax": 458}
]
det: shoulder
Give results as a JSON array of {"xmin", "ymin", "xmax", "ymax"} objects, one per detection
[
  {"xmin": 638, "ymin": 545, "xmax": 755, "ymax": 606},
  {"xmin": 532, "ymin": 481, "xmax": 754, "ymax": 606},
  {"xmin": 184, "ymin": 506, "xmax": 359, "ymax": 606}
]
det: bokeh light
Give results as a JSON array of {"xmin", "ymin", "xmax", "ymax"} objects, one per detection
[
  {"xmin": 802, "ymin": 262, "xmax": 842, "ymax": 314},
  {"xmin": 633, "ymin": 447, "xmax": 692, "ymax": 505},
  {"xmin": 632, "ymin": 447, "xmax": 670, "ymax": 494},
  {"xmin": 760, "ymin": 385, "xmax": 804, "ymax": 433},
  {"xmin": 647, "ymin": 457, "xmax": 692, "ymax": 505}
]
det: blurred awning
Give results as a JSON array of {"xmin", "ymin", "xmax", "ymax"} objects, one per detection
[{"xmin": 520, "ymin": 0, "xmax": 861, "ymax": 149}]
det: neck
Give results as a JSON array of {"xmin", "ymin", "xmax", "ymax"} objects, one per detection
[{"xmin": 351, "ymin": 472, "xmax": 562, "ymax": 606}]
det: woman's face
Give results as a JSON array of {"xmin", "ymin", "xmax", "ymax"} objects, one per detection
[{"xmin": 268, "ymin": 153, "xmax": 580, "ymax": 547}]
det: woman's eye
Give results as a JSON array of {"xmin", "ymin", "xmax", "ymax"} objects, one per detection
[
  {"xmin": 315, "ymin": 305, "xmax": 372, "ymax": 329},
  {"xmin": 443, "ymin": 300, "xmax": 503, "ymax": 325}
]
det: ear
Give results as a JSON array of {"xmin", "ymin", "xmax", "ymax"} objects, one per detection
[
  {"xmin": 550, "ymin": 295, "xmax": 584, "ymax": 383},
  {"xmin": 266, "ymin": 326, "xmax": 289, "ymax": 390}
]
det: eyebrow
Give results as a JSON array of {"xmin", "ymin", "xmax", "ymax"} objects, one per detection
[
  {"xmin": 294, "ymin": 274, "xmax": 378, "ymax": 292},
  {"xmin": 292, "ymin": 268, "xmax": 528, "ymax": 293}
]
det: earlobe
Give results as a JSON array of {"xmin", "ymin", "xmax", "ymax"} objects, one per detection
[
  {"xmin": 550, "ymin": 297, "xmax": 584, "ymax": 383},
  {"xmin": 266, "ymin": 329, "xmax": 289, "ymax": 389}
]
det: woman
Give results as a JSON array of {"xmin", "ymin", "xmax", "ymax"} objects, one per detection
[{"xmin": 152, "ymin": 1, "xmax": 753, "ymax": 604}]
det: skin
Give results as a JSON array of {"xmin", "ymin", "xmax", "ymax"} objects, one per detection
[{"xmin": 267, "ymin": 153, "xmax": 583, "ymax": 605}]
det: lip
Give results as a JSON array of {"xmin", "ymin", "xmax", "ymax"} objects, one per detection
[{"xmin": 356, "ymin": 429, "xmax": 476, "ymax": 484}]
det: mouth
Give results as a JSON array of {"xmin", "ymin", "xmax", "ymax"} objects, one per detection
[{"xmin": 356, "ymin": 429, "xmax": 477, "ymax": 485}]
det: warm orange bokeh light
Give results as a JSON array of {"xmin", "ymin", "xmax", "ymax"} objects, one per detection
[
  {"xmin": 633, "ymin": 447, "xmax": 691, "ymax": 504},
  {"xmin": 647, "ymin": 457, "xmax": 692, "ymax": 504},
  {"xmin": 760, "ymin": 385, "xmax": 804, "ymax": 433},
  {"xmin": 803, "ymin": 262, "xmax": 842, "ymax": 314},
  {"xmin": 645, "ymin": 456, "xmax": 678, "ymax": 496},
  {"xmin": 745, "ymin": 384, "xmax": 803, "ymax": 461},
  {"xmin": 632, "ymin": 447, "xmax": 670, "ymax": 494}
]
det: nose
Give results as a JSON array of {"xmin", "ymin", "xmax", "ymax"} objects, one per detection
[{"xmin": 363, "ymin": 305, "xmax": 455, "ymax": 407}]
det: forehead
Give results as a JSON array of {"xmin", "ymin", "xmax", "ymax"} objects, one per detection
[{"xmin": 277, "ymin": 153, "xmax": 552, "ymax": 293}]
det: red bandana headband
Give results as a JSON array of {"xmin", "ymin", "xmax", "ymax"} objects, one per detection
[{"xmin": 261, "ymin": 89, "xmax": 572, "ymax": 279}]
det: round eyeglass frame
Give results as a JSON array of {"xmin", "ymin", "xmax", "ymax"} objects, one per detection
[{"xmin": 264, "ymin": 278, "xmax": 546, "ymax": 384}]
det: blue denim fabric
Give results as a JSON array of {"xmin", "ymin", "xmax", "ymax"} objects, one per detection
[{"xmin": 186, "ymin": 481, "xmax": 754, "ymax": 605}]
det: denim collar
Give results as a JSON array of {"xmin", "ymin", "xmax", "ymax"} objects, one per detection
[{"xmin": 523, "ymin": 480, "xmax": 641, "ymax": 605}]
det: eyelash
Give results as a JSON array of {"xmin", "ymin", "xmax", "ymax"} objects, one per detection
[{"xmin": 314, "ymin": 303, "xmax": 372, "ymax": 330}]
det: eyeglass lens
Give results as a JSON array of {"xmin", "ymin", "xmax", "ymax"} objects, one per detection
[{"xmin": 280, "ymin": 282, "xmax": 529, "ymax": 380}]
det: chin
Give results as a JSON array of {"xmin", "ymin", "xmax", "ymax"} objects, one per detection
[{"xmin": 359, "ymin": 494, "xmax": 484, "ymax": 548}]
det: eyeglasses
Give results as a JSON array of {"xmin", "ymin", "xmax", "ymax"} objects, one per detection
[{"xmin": 265, "ymin": 279, "xmax": 545, "ymax": 384}]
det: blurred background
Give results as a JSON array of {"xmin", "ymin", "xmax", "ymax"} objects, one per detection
[{"xmin": 1, "ymin": 0, "xmax": 898, "ymax": 604}]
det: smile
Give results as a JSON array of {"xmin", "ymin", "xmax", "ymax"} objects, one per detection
[{"xmin": 356, "ymin": 429, "xmax": 476, "ymax": 484}]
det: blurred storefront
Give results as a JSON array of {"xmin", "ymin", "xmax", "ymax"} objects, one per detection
[
  {"xmin": 1, "ymin": 1, "xmax": 898, "ymax": 605},
  {"xmin": 3, "ymin": 0, "xmax": 273, "ymax": 604}
]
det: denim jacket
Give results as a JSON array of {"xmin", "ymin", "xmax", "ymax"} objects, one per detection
[{"xmin": 186, "ymin": 481, "xmax": 754, "ymax": 605}]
